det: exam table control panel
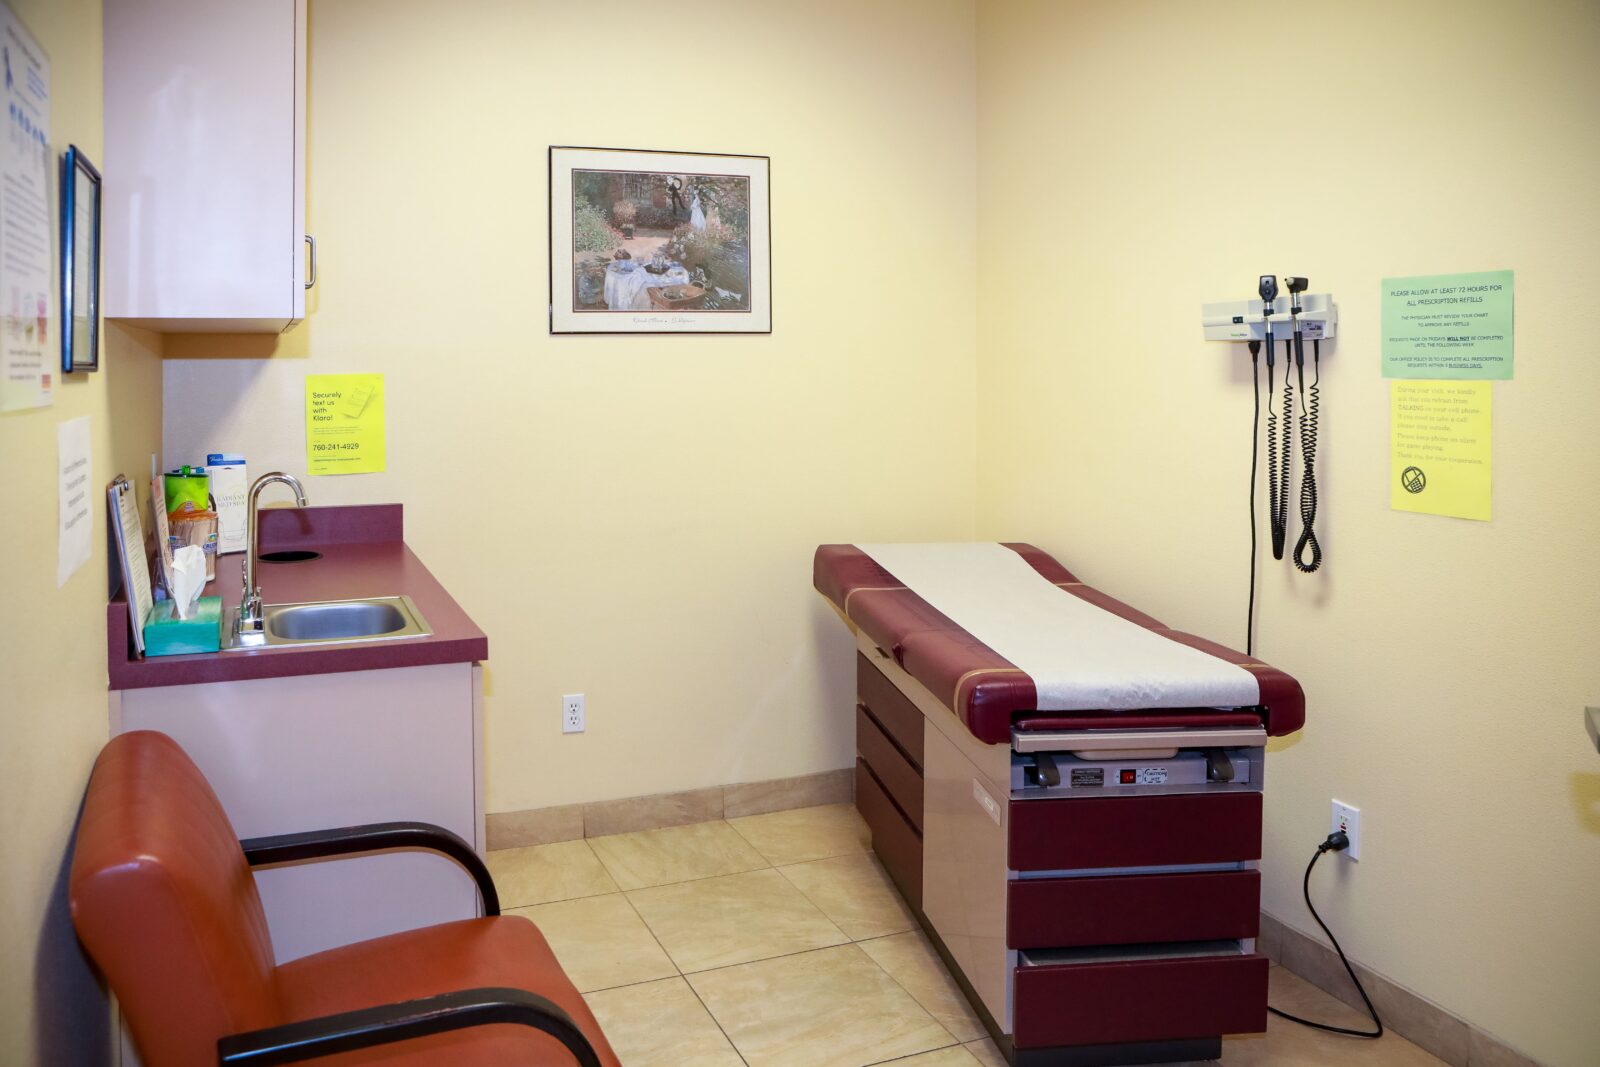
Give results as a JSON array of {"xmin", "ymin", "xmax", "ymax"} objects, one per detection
[{"xmin": 818, "ymin": 543, "xmax": 1304, "ymax": 1067}]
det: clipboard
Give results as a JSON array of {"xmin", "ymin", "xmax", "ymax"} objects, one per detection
[{"xmin": 108, "ymin": 474, "xmax": 154, "ymax": 656}]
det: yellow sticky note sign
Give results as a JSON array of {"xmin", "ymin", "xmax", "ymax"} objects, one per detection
[
  {"xmin": 1390, "ymin": 381, "xmax": 1491, "ymax": 520},
  {"xmin": 306, "ymin": 374, "xmax": 386, "ymax": 476}
]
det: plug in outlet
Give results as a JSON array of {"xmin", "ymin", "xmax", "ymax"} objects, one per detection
[
  {"xmin": 562, "ymin": 693, "xmax": 585, "ymax": 734},
  {"xmin": 1331, "ymin": 800, "xmax": 1361, "ymax": 860}
]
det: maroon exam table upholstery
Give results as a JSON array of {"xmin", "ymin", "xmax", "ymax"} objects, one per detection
[{"xmin": 813, "ymin": 542, "xmax": 1304, "ymax": 743}]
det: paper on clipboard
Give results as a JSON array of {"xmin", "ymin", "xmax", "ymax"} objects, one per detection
[{"xmin": 108, "ymin": 475, "xmax": 153, "ymax": 655}]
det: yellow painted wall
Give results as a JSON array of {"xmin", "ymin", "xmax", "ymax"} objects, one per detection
[
  {"xmin": 0, "ymin": 1, "xmax": 167, "ymax": 1061},
  {"xmin": 975, "ymin": 2, "xmax": 1599, "ymax": 1064},
  {"xmin": 162, "ymin": 0, "xmax": 980, "ymax": 814}
]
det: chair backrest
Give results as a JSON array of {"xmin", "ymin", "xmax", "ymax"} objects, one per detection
[{"xmin": 70, "ymin": 731, "xmax": 281, "ymax": 1067}]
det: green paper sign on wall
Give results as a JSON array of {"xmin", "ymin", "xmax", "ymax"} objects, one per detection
[{"xmin": 1381, "ymin": 270, "xmax": 1514, "ymax": 379}]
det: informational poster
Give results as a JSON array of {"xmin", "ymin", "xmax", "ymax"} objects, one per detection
[
  {"xmin": 1381, "ymin": 270, "xmax": 1514, "ymax": 379},
  {"xmin": 0, "ymin": 4, "xmax": 53, "ymax": 412},
  {"xmin": 56, "ymin": 415, "xmax": 89, "ymax": 585},
  {"xmin": 305, "ymin": 373, "xmax": 386, "ymax": 475},
  {"xmin": 1391, "ymin": 381, "xmax": 1491, "ymax": 521}
]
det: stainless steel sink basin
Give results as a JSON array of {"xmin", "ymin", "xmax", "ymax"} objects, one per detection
[{"xmin": 226, "ymin": 595, "xmax": 431, "ymax": 650}]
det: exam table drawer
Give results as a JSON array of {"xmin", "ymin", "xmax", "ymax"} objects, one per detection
[
  {"xmin": 1009, "ymin": 791, "xmax": 1262, "ymax": 871},
  {"xmin": 1007, "ymin": 870, "xmax": 1260, "ymax": 949},
  {"xmin": 855, "ymin": 758, "xmax": 922, "ymax": 909},
  {"xmin": 1013, "ymin": 950, "xmax": 1268, "ymax": 1048},
  {"xmin": 856, "ymin": 652, "xmax": 923, "ymax": 768},
  {"xmin": 856, "ymin": 705, "xmax": 923, "ymax": 830}
]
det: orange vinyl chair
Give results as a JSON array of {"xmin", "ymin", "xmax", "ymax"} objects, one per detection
[{"xmin": 69, "ymin": 730, "xmax": 620, "ymax": 1067}]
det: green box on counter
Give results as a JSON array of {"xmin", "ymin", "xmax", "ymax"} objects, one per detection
[{"xmin": 143, "ymin": 596, "xmax": 224, "ymax": 656}]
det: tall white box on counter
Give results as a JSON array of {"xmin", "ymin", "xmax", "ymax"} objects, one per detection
[{"xmin": 204, "ymin": 455, "xmax": 248, "ymax": 554}]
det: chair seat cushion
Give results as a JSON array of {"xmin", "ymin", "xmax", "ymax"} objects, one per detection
[{"xmin": 273, "ymin": 915, "xmax": 620, "ymax": 1066}]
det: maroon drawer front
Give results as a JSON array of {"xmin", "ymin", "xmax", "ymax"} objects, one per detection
[
  {"xmin": 855, "ymin": 652, "xmax": 924, "ymax": 769},
  {"xmin": 1010, "ymin": 791, "xmax": 1262, "ymax": 872},
  {"xmin": 1008, "ymin": 870, "xmax": 1260, "ymax": 949},
  {"xmin": 857, "ymin": 705, "xmax": 924, "ymax": 830},
  {"xmin": 1014, "ymin": 953, "xmax": 1268, "ymax": 1048},
  {"xmin": 855, "ymin": 759, "xmax": 922, "ymax": 910}
]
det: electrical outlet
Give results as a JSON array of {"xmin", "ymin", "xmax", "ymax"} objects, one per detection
[
  {"xmin": 562, "ymin": 693, "xmax": 585, "ymax": 734},
  {"xmin": 1331, "ymin": 800, "xmax": 1361, "ymax": 860}
]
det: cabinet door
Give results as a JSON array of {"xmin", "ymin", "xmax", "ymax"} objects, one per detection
[
  {"xmin": 104, "ymin": 0, "xmax": 307, "ymax": 331},
  {"xmin": 115, "ymin": 663, "xmax": 480, "ymax": 964}
]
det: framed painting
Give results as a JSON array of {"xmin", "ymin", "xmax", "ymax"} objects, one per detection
[
  {"xmin": 549, "ymin": 146, "xmax": 771, "ymax": 334},
  {"xmin": 61, "ymin": 144, "xmax": 102, "ymax": 373}
]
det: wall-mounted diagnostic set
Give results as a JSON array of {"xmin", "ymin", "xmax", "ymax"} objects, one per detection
[{"xmin": 1202, "ymin": 278, "xmax": 1337, "ymax": 653}]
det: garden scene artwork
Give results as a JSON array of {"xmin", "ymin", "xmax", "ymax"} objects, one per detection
[
  {"xmin": 573, "ymin": 169, "xmax": 750, "ymax": 313},
  {"xmin": 550, "ymin": 147, "xmax": 771, "ymax": 334}
]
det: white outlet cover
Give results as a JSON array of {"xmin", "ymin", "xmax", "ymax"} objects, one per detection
[
  {"xmin": 562, "ymin": 693, "xmax": 585, "ymax": 734},
  {"xmin": 1331, "ymin": 799, "xmax": 1361, "ymax": 860}
]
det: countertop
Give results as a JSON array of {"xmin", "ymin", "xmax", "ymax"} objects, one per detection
[{"xmin": 107, "ymin": 504, "xmax": 488, "ymax": 690}]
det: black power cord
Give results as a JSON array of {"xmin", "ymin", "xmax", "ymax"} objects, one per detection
[
  {"xmin": 1267, "ymin": 831, "xmax": 1384, "ymax": 1039},
  {"xmin": 1246, "ymin": 339, "xmax": 1261, "ymax": 656}
]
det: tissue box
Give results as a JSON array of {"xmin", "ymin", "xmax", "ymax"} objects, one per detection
[{"xmin": 143, "ymin": 596, "xmax": 224, "ymax": 656}]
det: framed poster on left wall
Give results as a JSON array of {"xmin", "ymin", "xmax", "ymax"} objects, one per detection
[
  {"xmin": 549, "ymin": 146, "xmax": 771, "ymax": 334},
  {"xmin": 61, "ymin": 144, "xmax": 102, "ymax": 373}
]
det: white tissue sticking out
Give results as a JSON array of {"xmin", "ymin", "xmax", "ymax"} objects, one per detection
[{"xmin": 171, "ymin": 545, "xmax": 207, "ymax": 620}]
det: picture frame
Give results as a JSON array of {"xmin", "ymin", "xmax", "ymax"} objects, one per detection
[
  {"xmin": 549, "ymin": 146, "xmax": 771, "ymax": 334},
  {"xmin": 61, "ymin": 144, "xmax": 102, "ymax": 373}
]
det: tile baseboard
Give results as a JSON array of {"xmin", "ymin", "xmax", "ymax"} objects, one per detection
[
  {"xmin": 1260, "ymin": 911, "xmax": 1546, "ymax": 1067},
  {"xmin": 486, "ymin": 767, "xmax": 854, "ymax": 850}
]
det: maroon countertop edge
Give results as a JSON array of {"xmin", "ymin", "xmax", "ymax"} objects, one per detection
[{"xmin": 107, "ymin": 504, "xmax": 488, "ymax": 691}]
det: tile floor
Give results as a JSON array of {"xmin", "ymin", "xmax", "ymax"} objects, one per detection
[{"xmin": 487, "ymin": 803, "xmax": 1444, "ymax": 1067}]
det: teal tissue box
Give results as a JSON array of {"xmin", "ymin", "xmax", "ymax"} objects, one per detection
[{"xmin": 143, "ymin": 596, "xmax": 224, "ymax": 656}]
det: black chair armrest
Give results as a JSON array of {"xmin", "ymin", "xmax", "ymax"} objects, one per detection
[
  {"xmin": 239, "ymin": 821, "xmax": 499, "ymax": 916},
  {"xmin": 217, "ymin": 986, "xmax": 601, "ymax": 1066}
]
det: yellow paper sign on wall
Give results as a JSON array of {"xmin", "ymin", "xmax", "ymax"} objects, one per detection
[
  {"xmin": 306, "ymin": 374, "xmax": 386, "ymax": 475},
  {"xmin": 1390, "ymin": 381, "xmax": 1490, "ymax": 520}
]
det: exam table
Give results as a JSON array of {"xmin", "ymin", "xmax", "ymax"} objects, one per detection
[{"xmin": 814, "ymin": 542, "xmax": 1305, "ymax": 1067}]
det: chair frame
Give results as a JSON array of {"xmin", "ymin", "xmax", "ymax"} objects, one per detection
[{"xmin": 207, "ymin": 820, "xmax": 600, "ymax": 1067}]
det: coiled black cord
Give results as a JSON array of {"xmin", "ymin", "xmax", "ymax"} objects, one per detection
[
  {"xmin": 1265, "ymin": 345, "xmax": 1287, "ymax": 560},
  {"xmin": 1268, "ymin": 834, "xmax": 1384, "ymax": 1039},
  {"xmin": 1293, "ymin": 338, "xmax": 1323, "ymax": 572},
  {"xmin": 1276, "ymin": 340, "xmax": 1294, "ymax": 560}
]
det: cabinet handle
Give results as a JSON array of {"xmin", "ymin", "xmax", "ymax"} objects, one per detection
[{"xmin": 305, "ymin": 234, "xmax": 317, "ymax": 290}]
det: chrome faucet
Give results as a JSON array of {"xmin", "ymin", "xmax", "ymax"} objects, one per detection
[{"xmin": 235, "ymin": 472, "xmax": 308, "ymax": 646}]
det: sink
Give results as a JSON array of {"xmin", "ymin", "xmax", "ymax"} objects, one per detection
[{"xmin": 226, "ymin": 595, "xmax": 431, "ymax": 650}]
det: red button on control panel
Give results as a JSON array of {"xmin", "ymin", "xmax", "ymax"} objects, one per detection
[{"xmin": 1119, "ymin": 769, "xmax": 1136, "ymax": 785}]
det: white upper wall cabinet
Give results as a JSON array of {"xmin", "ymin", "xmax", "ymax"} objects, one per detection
[{"xmin": 104, "ymin": 0, "xmax": 309, "ymax": 333}]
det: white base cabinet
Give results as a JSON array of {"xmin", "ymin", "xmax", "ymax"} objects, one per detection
[{"xmin": 109, "ymin": 662, "xmax": 486, "ymax": 964}]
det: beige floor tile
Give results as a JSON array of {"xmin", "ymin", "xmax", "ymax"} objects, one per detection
[
  {"xmin": 629, "ymin": 867, "xmax": 851, "ymax": 973},
  {"xmin": 485, "ymin": 838, "xmax": 618, "ymax": 908},
  {"xmin": 728, "ymin": 803, "xmax": 871, "ymax": 866},
  {"xmin": 963, "ymin": 1039, "xmax": 1006, "ymax": 1066},
  {"xmin": 589, "ymin": 819, "xmax": 769, "ymax": 890},
  {"xmin": 778, "ymin": 852, "xmax": 916, "ymax": 941},
  {"xmin": 689, "ymin": 944, "xmax": 953, "ymax": 1067},
  {"xmin": 583, "ymin": 976, "xmax": 743, "ymax": 1067},
  {"xmin": 1216, "ymin": 967, "xmax": 1445, "ymax": 1066},
  {"xmin": 859, "ymin": 930, "xmax": 986, "ymax": 1042},
  {"xmin": 508, "ymin": 893, "xmax": 677, "ymax": 993},
  {"xmin": 872, "ymin": 1047, "xmax": 979, "ymax": 1065}
]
